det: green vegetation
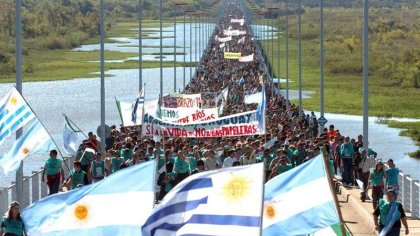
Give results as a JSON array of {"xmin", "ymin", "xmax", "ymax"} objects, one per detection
[
  {"xmin": 0, "ymin": 0, "xmax": 217, "ymax": 81},
  {"xmin": 379, "ymin": 121, "xmax": 420, "ymax": 158},
  {"xmin": 258, "ymin": 6, "xmax": 419, "ymax": 156}
]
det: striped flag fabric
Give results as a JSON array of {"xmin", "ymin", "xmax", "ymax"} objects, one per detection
[
  {"xmin": 131, "ymin": 88, "xmax": 145, "ymax": 124},
  {"xmin": 256, "ymin": 85, "xmax": 266, "ymax": 134},
  {"xmin": 22, "ymin": 161, "xmax": 156, "ymax": 236},
  {"xmin": 0, "ymin": 87, "xmax": 36, "ymax": 145},
  {"xmin": 0, "ymin": 120, "xmax": 55, "ymax": 175},
  {"xmin": 263, "ymin": 155, "xmax": 340, "ymax": 236},
  {"xmin": 142, "ymin": 163, "xmax": 264, "ymax": 236},
  {"xmin": 63, "ymin": 116, "xmax": 81, "ymax": 156}
]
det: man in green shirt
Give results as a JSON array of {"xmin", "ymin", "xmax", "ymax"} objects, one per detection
[
  {"xmin": 65, "ymin": 161, "xmax": 86, "ymax": 190},
  {"xmin": 42, "ymin": 150, "xmax": 64, "ymax": 195},
  {"xmin": 173, "ymin": 151, "xmax": 190, "ymax": 186}
]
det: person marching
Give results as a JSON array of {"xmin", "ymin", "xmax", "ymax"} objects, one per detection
[{"xmin": 1, "ymin": 201, "xmax": 25, "ymax": 236}]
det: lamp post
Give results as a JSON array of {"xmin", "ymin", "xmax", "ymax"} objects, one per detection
[
  {"xmin": 185, "ymin": 10, "xmax": 194, "ymax": 82},
  {"xmin": 285, "ymin": 0, "xmax": 289, "ymax": 110},
  {"xmin": 99, "ymin": 0, "xmax": 106, "ymax": 156},
  {"xmin": 298, "ymin": 0, "xmax": 303, "ymax": 118},
  {"xmin": 268, "ymin": 7, "xmax": 279, "ymax": 95},
  {"xmin": 173, "ymin": 3, "xmax": 177, "ymax": 93},
  {"xmin": 174, "ymin": 3, "xmax": 188, "ymax": 92},
  {"xmin": 363, "ymin": 0, "xmax": 369, "ymax": 152},
  {"xmin": 159, "ymin": 0, "xmax": 163, "ymax": 101},
  {"xmin": 138, "ymin": 0, "xmax": 142, "ymax": 92},
  {"xmin": 318, "ymin": 0, "xmax": 328, "ymax": 134}
]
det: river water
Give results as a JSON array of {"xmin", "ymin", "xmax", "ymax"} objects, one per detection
[{"xmin": 0, "ymin": 24, "xmax": 418, "ymax": 186}]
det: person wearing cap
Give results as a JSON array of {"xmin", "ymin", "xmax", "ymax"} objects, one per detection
[
  {"xmin": 42, "ymin": 150, "xmax": 64, "ymax": 195},
  {"xmin": 373, "ymin": 188, "xmax": 409, "ymax": 235},
  {"xmin": 90, "ymin": 152, "xmax": 108, "ymax": 183},
  {"xmin": 1, "ymin": 201, "xmax": 25, "ymax": 236}
]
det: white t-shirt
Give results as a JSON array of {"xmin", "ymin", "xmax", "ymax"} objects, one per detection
[{"xmin": 223, "ymin": 156, "xmax": 236, "ymax": 168}]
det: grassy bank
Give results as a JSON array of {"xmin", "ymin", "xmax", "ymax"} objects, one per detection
[{"xmin": 260, "ymin": 7, "xmax": 420, "ymax": 157}]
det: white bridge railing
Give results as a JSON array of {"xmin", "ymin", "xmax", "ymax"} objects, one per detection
[
  {"xmin": 398, "ymin": 171, "xmax": 420, "ymax": 219},
  {"xmin": 0, "ymin": 156, "xmax": 75, "ymax": 215}
]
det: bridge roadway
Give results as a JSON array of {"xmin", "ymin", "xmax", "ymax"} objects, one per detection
[{"xmin": 335, "ymin": 180, "xmax": 420, "ymax": 235}]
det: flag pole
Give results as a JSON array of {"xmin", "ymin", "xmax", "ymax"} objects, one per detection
[
  {"xmin": 259, "ymin": 161, "xmax": 266, "ymax": 236},
  {"xmin": 62, "ymin": 113, "xmax": 88, "ymax": 138},
  {"xmin": 114, "ymin": 97, "xmax": 125, "ymax": 127},
  {"xmin": 15, "ymin": 0, "xmax": 23, "ymax": 205},
  {"xmin": 15, "ymin": 89, "xmax": 71, "ymax": 173},
  {"xmin": 321, "ymin": 147, "xmax": 346, "ymax": 236}
]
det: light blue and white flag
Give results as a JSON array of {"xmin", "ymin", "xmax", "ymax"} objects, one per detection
[
  {"xmin": 244, "ymin": 91, "xmax": 262, "ymax": 104},
  {"xmin": 263, "ymin": 155, "xmax": 340, "ymax": 236},
  {"xmin": 256, "ymin": 85, "xmax": 266, "ymax": 134},
  {"xmin": 22, "ymin": 161, "xmax": 156, "ymax": 236},
  {"xmin": 0, "ymin": 120, "xmax": 55, "ymax": 175},
  {"xmin": 0, "ymin": 87, "xmax": 36, "ymax": 145},
  {"xmin": 63, "ymin": 117, "xmax": 81, "ymax": 156},
  {"xmin": 142, "ymin": 163, "xmax": 264, "ymax": 236},
  {"xmin": 131, "ymin": 88, "xmax": 145, "ymax": 124}
]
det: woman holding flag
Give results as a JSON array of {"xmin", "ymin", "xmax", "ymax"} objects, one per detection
[{"xmin": 373, "ymin": 188, "xmax": 409, "ymax": 235}]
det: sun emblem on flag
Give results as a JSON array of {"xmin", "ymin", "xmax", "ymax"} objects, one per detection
[
  {"xmin": 222, "ymin": 174, "xmax": 250, "ymax": 202},
  {"xmin": 22, "ymin": 147, "xmax": 30, "ymax": 155},
  {"xmin": 10, "ymin": 97, "xmax": 17, "ymax": 105},
  {"xmin": 264, "ymin": 203, "xmax": 276, "ymax": 219},
  {"xmin": 73, "ymin": 203, "xmax": 91, "ymax": 226}
]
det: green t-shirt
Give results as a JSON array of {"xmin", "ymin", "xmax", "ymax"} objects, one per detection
[
  {"xmin": 1, "ymin": 216, "xmax": 24, "ymax": 236},
  {"xmin": 276, "ymin": 164, "xmax": 293, "ymax": 175},
  {"xmin": 188, "ymin": 155, "xmax": 197, "ymax": 173},
  {"xmin": 120, "ymin": 149, "xmax": 133, "ymax": 161},
  {"xmin": 111, "ymin": 157, "xmax": 123, "ymax": 173},
  {"xmin": 80, "ymin": 151, "xmax": 93, "ymax": 166},
  {"xmin": 70, "ymin": 170, "xmax": 85, "ymax": 189},
  {"xmin": 45, "ymin": 158, "xmax": 62, "ymax": 175},
  {"xmin": 174, "ymin": 157, "xmax": 189, "ymax": 174},
  {"xmin": 370, "ymin": 169, "xmax": 385, "ymax": 186}
]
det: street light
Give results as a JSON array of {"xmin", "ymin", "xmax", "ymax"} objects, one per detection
[
  {"xmin": 298, "ymin": 0, "xmax": 303, "ymax": 118},
  {"xmin": 185, "ymin": 10, "xmax": 194, "ymax": 82},
  {"xmin": 138, "ymin": 0, "xmax": 142, "ymax": 92},
  {"xmin": 363, "ymin": 0, "xmax": 369, "ymax": 152},
  {"xmin": 285, "ymin": 0, "xmax": 290, "ymax": 110},
  {"xmin": 268, "ymin": 7, "xmax": 279, "ymax": 96},
  {"xmin": 174, "ymin": 2, "xmax": 188, "ymax": 92},
  {"xmin": 159, "ymin": 0, "xmax": 163, "ymax": 101}
]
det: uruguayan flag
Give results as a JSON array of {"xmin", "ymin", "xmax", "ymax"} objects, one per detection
[
  {"xmin": 0, "ymin": 120, "xmax": 55, "ymax": 175},
  {"xmin": 263, "ymin": 155, "xmax": 340, "ymax": 236},
  {"xmin": 0, "ymin": 87, "xmax": 36, "ymax": 145},
  {"xmin": 142, "ymin": 163, "xmax": 264, "ymax": 236},
  {"xmin": 131, "ymin": 88, "xmax": 145, "ymax": 124},
  {"xmin": 22, "ymin": 161, "xmax": 156, "ymax": 236}
]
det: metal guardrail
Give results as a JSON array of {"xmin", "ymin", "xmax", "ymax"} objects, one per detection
[
  {"xmin": 0, "ymin": 156, "xmax": 75, "ymax": 214},
  {"xmin": 398, "ymin": 171, "xmax": 420, "ymax": 219}
]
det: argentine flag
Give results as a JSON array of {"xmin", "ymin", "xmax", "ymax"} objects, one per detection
[
  {"xmin": 263, "ymin": 155, "xmax": 340, "ymax": 236},
  {"xmin": 0, "ymin": 87, "xmax": 36, "ymax": 145},
  {"xmin": 142, "ymin": 163, "xmax": 264, "ymax": 236},
  {"xmin": 0, "ymin": 120, "xmax": 55, "ymax": 175},
  {"xmin": 131, "ymin": 88, "xmax": 145, "ymax": 124},
  {"xmin": 22, "ymin": 161, "xmax": 156, "ymax": 236}
]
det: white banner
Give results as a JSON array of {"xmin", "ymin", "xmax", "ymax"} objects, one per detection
[
  {"xmin": 142, "ymin": 110, "xmax": 264, "ymax": 138},
  {"xmin": 244, "ymin": 91, "xmax": 262, "ymax": 104},
  {"xmin": 218, "ymin": 36, "xmax": 232, "ymax": 43},
  {"xmin": 223, "ymin": 30, "xmax": 247, "ymax": 36},
  {"xmin": 239, "ymin": 54, "xmax": 254, "ymax": 62},
  {"xmin": 231, "ymin": 18, "xmax": 245, "ymax": 26},
  {"xmin": 160, "ymin": 107, "xmax": 219, "ymax": 123},
  {"xmin": 201, "ymin": 92, "xmax": 218, "ymax": 109},
  {"xmin": 162, "ymin": 93, "xmax": 201, "ymax": 108}
]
